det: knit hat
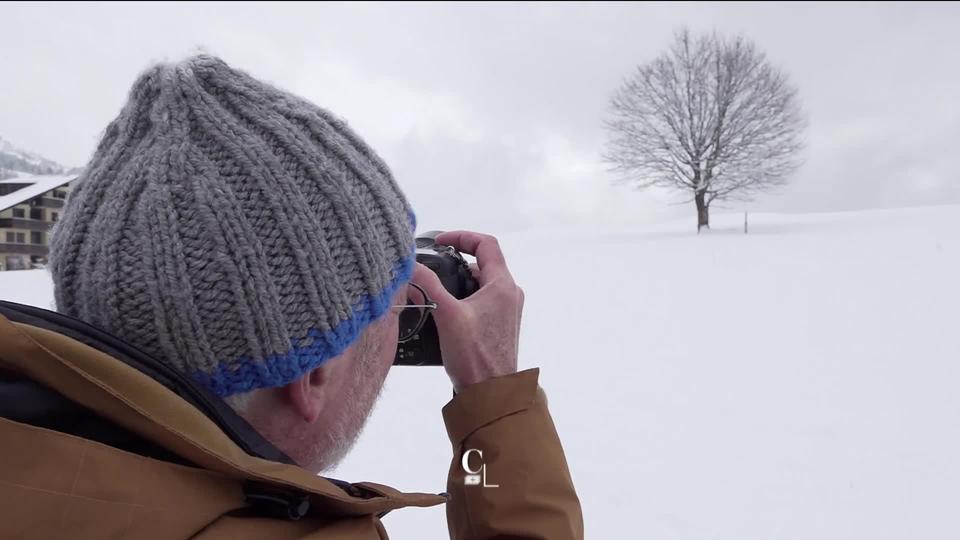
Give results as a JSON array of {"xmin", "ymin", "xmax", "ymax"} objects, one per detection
[{"xmin": 49, "ymin": 55, "xmax": 416, "ymax": 397}]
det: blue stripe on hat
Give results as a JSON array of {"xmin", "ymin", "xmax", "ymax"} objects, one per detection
[{"xmin": 193, "ymin": 254, "xmax": 415, "ymax": 397}]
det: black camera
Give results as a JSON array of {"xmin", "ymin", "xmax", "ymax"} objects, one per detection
[{"xmin": 393, "ymin": 231, "xmax": 479, "ymax": 366}]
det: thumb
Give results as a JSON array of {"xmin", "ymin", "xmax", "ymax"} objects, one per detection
[{"xmin": 412, "ymin": 263, "xmax": 459, "ymax": 312}]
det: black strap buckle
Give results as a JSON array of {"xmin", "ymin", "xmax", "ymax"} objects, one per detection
[{"xmin": 243, "ymin": 481, "xmax": 311, "ymax": 521}]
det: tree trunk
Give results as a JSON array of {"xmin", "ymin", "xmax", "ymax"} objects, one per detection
[{"xmin": 695, "ymin": 192, "xmax": 710, "ymax": 232}]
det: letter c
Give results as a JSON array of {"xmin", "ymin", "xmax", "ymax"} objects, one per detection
[{"xmin": 462, "ymin": 449, "xmax": 483, "ymax": 475}]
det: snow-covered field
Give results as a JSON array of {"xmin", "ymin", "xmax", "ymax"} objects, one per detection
[{"xmin": 2, "ymin": 205, "xmax": 958, "ymax": 539}]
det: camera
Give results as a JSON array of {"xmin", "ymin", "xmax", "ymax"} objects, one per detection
[{"xmin": 393, "ymin": 231, "xmax": 479, "ymax": 366}]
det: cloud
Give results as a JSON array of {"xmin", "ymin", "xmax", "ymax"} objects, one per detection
[
  {"xmin": 287, "ymin": 55, "xmax": 671, "ymax": 232},
  {"xmin": 1, "ymin": 2, "xmax": 958, "ymax": 233},
  {"xmin": 291, "ymin": 57, "xmax": 487, "ymax": 148}
]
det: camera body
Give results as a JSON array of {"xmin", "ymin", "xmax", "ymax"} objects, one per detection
[{"xmin": 393, "ymin": 232, "xmax": 479, "ymax": 366}]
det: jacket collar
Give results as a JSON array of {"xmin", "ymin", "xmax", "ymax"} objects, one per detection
[{"xmin": 0, "ymin": 301, "xmax": 446, "ymax": 518}]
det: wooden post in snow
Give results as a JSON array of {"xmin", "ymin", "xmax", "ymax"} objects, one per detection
[{"xmin": 744, "ymin": 211, "xmax": 749, "ymax": 234}]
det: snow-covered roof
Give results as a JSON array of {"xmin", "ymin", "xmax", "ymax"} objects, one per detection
[{"xmin": 0, "ymin": 175, "xmax": 74, "ymax": 212}]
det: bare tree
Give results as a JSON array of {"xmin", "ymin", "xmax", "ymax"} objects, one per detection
[{"xmin": 604, "ymin": 29, "xmax": 805, "ymax": 231}]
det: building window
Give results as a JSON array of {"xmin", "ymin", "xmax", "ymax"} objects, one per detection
[
  {"xmin": 0, "ymin": 183, "xmax": 32, "ymax": 196},
  {"xmin": 51, "ymin": 212, "xmax": 59, "ymax": 222},
  {"xmin": 15, "ymin": 233, "xmax": 25, "ymax": 243},
  {"xmin": 30, "ymin": 208, "xmax": 43, "ymax": 220},
  {"xmin": 5, "ymin": 256, "xmax": 27, "ymax": 271},
  {"xmin": 13, "ymin": 208, "xmax": 25, "ymax": 218},
  {"xmin": 5, "ymin": 232, "xmax": 13, "ymax": 243},
  {"xmin": 30, "ymin": 231, "xmax": 44, "ymax": 245},
  {"xmin": 53, "ymin": 190, "xmax": 67, "ymax": 199}
]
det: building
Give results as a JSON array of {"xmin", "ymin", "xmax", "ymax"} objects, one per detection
[{"xmin": 0, "ymin": 175, "xmax": 74, "ymax": 271}]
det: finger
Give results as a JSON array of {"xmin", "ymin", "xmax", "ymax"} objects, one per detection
[
  {"xmin": 436, "ymin": 230, "xmax": 508, "ymax": 276},
  {"xmin": 411, "ymin": 263, "xmax": 458, "ymax": 311},
  {"xmin": 468, "ymin": 263, "xmax": 481, "ymax": 283}
]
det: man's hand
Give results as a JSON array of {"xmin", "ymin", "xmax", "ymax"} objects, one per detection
[{"xmin": 413, "ymin": 231, "xmax": 523, "ymax": 392}]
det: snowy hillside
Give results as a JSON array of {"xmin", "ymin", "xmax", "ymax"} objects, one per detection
[
  {"xmin": 2, "ymin": 206, "xmax": 958, "ymax": 539},
  {"xmin": 0, "ymin": 135, "xmax": 76, "ymax": 179}
]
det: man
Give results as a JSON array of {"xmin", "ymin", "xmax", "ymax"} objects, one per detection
[{"xmin": 0, "ymin": 55, "xmax": 582, "ymax": 539}]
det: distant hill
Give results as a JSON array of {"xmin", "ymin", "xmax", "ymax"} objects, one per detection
[{"xmin": 0, "ymin": 136, "xmax": 80, "ymax": 179}]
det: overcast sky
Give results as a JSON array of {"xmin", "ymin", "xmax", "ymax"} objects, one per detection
[{"xmin": 2, "ymin": 2, "xmax": 958, "ymax": 232}]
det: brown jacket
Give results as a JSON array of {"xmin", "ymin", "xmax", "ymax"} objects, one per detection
[{"xmin": 0, "ymin": 304, "xmax": 583, "ymax": 539}]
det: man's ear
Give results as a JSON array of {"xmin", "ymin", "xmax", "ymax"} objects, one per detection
[{"xmin": 283, "ymin": 366, "xmax": 328, "ymax": 423}]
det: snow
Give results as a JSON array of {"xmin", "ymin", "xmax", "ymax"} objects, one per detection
[
  {"xmin": 0, "ymin": 267, "xmax": 55, "ymax": 308},
  {"xmin": 0, "ymin": 136, "xmax": 55, "ymax": 169},
  {"xmin": 0, "ymin": 175, "xmax": 72, "ymax": 212},
  {"xmin": 2, "ymin": 205, "xmax": 959, "ymax": 539},
  {"xmin": 0, "ymin": 137, "xmax": 73, "ymax": 178}
]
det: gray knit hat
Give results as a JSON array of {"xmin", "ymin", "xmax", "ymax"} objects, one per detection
[{"xmin": 49, "ymin": 55, "xmax": 416, "ymax": 397}]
